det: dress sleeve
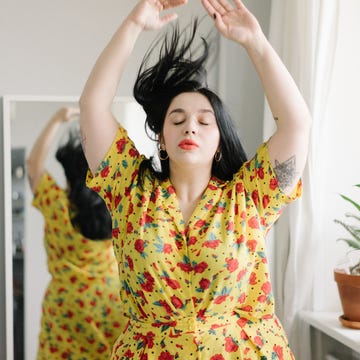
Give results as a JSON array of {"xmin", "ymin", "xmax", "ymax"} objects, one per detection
[
  {"xmin": 32, "ymin": 172, "xmax": 67, "ymax": 220},
  {"xmin": 86, "ymin": 126, "xmax": 144, "ymax": 213},
  {"xmin": 238, "ymin": 142, "xmax": 302, "ymax": 229}
]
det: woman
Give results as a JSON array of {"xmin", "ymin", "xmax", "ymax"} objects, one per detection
[
  {"xmin": 27, "ymin": 107, "xmax": 123, "ymax": 359},
  {"xmin": 80, "ymin": 0, "xmax": 311, "ymax": 358}
]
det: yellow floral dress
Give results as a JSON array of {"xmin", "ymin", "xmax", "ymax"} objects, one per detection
[
  {"xmin": 87, "ymin": 126, "xmax": 302, "ymax": 360},
  {"xmin": 33, "ymin": 173, "xmax": 123, "ymax": 360}
]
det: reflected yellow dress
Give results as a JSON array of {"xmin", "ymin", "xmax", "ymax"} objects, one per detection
[
  {"xmin": 87, "ymin": 126, "xmax": 301, "ymax": 360},
  {"xmin": 33, "ymin": 173, "xmax": 123, "ymax": 360}
]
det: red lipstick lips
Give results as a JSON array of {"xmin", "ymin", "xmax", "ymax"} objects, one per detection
[{"xmin": 178, "ymin": 139, "xmax": 198, "ymax": 150}]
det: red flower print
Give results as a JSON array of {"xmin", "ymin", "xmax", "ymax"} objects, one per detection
[
  {"xmin": 248, "ymin": 216, "xmax": 259, "ymax": 229},
  {"xmin": 226, "ymin": 258, "xmax": 239, "ymax": 273},
  {"xmin": 270, "ymin": 177, "xmax": 278, "ymax": 190},
  {"xmin": 241, "ymin": 305, "xmax": 253, "ymax": 312},
  {"xmin": 208, "ymin": 183, "xmax": 217, "ymax": 190},
  {"xmin": 168, "ymin": 185, "xmax": 175, "ymax": 194},
  {"xmin": 262, "ymin": 194, "xmax": 270, "ymax": 208},
  {"xmin": 240, "ymin": 330, "xmax": 249, "ymax": 340},
  {"xmin": 112, "ymin": 227, "xmax": 119, "ymax": 238},
  {"xmin": 104, "ymin": 189, "xmax": 113, "ymax": 203},
  {"xmin": 163, "ymin": 277, "xmax": 180, "ymax": 289},
  {"xmin": 101, "ymin": 165, "xmax": 110, "ymax": 178},
  {"xmin": 135, "ymin": 239, "xmax": 145, "ymax": 253},
  {"xmin": 124, "ymin": 349, "xmax": 134, "ymax": 358},
  {"xmin": 251, "ymin": 190, "xmax": 259, "ymax": 207},
  {"xmin": 127, "ymin": 222, "xmax": 133, "ymax": 233},
  {"xmin": 236, "ymin": 182, "xmax": 244, "ymax": 192},
  {"xmin": 254, "ymin": 336, "xmax": 263, "ymax": 348},
  {"xmin": 170, "ymin": 295, "xmax": 184, "ymax": 309},
  {"xmin": 273, "ymin": 345, "xmax": 284, "ymax": 360},
  {"xmin": 246, "ymin": 239, "xmax": 257, "ymax": 252},
  {"xmin": 193, "ymin": 261, "xmax": 208, "ymax": 274},
  {"xmin": 188, "ymin": 236, "xmax": 197, "ymax": 245},
  {"xmin": 141, "ymin": 281, "xmax": 154, "ymax": 292},
  {"xmin": 115, "ymin": 194, "xmax": 122, "ymax": 207},
  {"xmin": 177, "ymin": 262, "xmax": 192, "ymax": 272},
  {"xmin": 226, "ymin": 221, "xmax": 235, "ymax": 231},
  {"xmin": 194, "ymin": 219, "xmax": 207, "ymax": 228},
  {"xmin": 237, "ymin": 317, "xmax": 248, "ymax": 328},
  {"xmin": 199, "ymin": 278, "xmax": 210, "ymax": 290},
  {"xmin": 163, "ymin": 243, "xmax": 173, "ymax": 254},
  {"xmin": 116, "ymin": 138, "xmax": 126, "ymax": 153},
  {"xmin": 236, "ymin": 234, "xmax": 245, "ymax": 245},
  {"xmin": 126, "ymin": 255, "xmax": 134, "ymax": 270},
  {"xmin": 225, "ymin": 336, "xmax": 239, "ymax": 352},
  {"xmin": 210, "ymin": 355, "xmax": 225, "ymax": 360},
  {"xmin": 214, "ymin": 294, "xmax": 228, "ymax": 304},
  {"xmin": 261, "ymin": 281, "xmax": 272, "ymax": 295},
  {"xmin": 203, "ymin": 239, "xmax": 221, "ymax": 249},
  {"xmin": 249, "ymin": 272, "xmax": 257, "ymax": 285},
  {"xmin": 139, "ymin": 213, "xmax": 154, "ymax": 226},
  {"xmin": 237, "ymin": 268, "xmax": 247, "ymax": 281},
  {"xmin": 159, "ymin": 352, "xmax": 174, "ymax": 360},
  {"xmin": 238, "ymin": 292, "xmax": 246, "ymax": 304},
  {"xmin": 257, "ymin": 167, "xmax": 264, "ymax": 179},
  {"xmin": 216, "ymin": 206, "xmax": 225, "ymax": 214},
  {"xmin": 91, "ymin": 186, "xmax": 101, "ymax": 193},
  {"xmin": 258, "ymin": 295, "xmax": 267, "ymax": 303},
  {"xmin": 141, "ymin": 271, "xmax": 155, "ymax": 292},
  {"xmin": 129, "ymin": 148, "xmax": 138, "ymax": 157}
]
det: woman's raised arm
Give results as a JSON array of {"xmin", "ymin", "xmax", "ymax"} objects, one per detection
[
  {"xmin": 202, "ymin": 0, "xmax": 312, "ymax": 195},
  {"xmin": 79, "ymin": 0, "xmax": 187, "ymax": 174}
]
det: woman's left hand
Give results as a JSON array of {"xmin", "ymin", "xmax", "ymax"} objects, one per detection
[{"xmin": 201, "ymin": 0, "xmax": 262, "ymax": 47}]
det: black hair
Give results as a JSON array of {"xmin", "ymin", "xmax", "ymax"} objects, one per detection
[
  {"xmin": 133, "ymin": 18, "xmax": 247, "ymax": 184},
  {"xmin": 55, "ymin": 128, "xmax": 112, "ymax": 240}
]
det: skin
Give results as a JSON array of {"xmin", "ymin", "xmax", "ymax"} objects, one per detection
[
  {"xmin": 26, "ymin": 107, "xmax": 80, "ymax": 193},
  {"xmin": 161, "ymin": 92, "xmax": 220, "ymax": 223}
]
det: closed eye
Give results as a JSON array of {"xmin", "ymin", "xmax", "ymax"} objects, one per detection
[{"xmin": 173, "ymin": 119, "xmax": 185, "ymax": 125}]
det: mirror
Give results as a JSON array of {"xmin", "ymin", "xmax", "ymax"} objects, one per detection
[{"xmin": 2, "ymin": 95, "xmax": 153, "ymax": 360}]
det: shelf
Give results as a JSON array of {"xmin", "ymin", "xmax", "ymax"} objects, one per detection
[{"xmin": 300, "ymin": 311, "xmax": 360, "ymax": 353}]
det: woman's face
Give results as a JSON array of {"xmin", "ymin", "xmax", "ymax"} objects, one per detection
[{"xmin": 161, "ymin": 92, "xmax": 220, "ymax": 171}]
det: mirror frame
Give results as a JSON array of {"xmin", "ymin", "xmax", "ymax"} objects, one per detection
[{"xmin": 0, "ymin": 94, "xmax": 140, "ymax": 360}]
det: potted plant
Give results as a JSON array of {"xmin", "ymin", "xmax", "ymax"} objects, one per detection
[{"xmin": 334, "ymin": 184, "xmax": 360, "ymax": 327}]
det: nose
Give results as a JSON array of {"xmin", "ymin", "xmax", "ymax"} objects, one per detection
[{"xmin": 184, "ymin": 129, "xmax": 196, "ymax": 135}]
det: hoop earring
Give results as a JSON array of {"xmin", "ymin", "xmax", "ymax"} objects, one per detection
[
  {"xmin": 158, "ymin": 148, "xmax": 169, "ymax": 161},
  {"xmin": 214, "ymin": 149, "xmax": 222, "ymax": 162}
]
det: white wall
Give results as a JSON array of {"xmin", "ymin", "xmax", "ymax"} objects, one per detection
[
  {"xmin": 0, "ymin": 1, "xmax": 270, "ymax": 359},
  {"xmin": 314, "ymin": 0, "xmax": 360, "ymax": 313}
]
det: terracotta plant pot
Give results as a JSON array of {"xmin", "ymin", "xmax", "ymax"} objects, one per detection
[{"xmin": 334, "ymin": 269, "xmax": 360, "ymax": 323}]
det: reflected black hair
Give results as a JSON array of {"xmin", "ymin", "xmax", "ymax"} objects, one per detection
[
  {"xmin": 133, "ymin": 18, "xmax": 247, "ymax": 184},
  {"xmin": 55, "ymin": 128, "xmax": 111, "ymax": 240}
]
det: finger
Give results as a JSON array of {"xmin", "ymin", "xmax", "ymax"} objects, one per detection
[
  {"xmin": 232, "ymin": 0, "xmax": 246, "ymax": 10},
  {"xmin": 216, "ymin": 0, "xmax": 233, "ymax": 12},
  {"xmin": 159, "ymin": 12, "xmax": 179, "ymax": 26},
  {"xmin": 207, "ymin": 0, "xmax": 229, "ymax": 15},
  {"xmin": 201, "ymin": 0, "xmax": 217, "ymax": 17},
  {"xmin": 161, "ymin": 0, "xmax": 187, "ymax": 11}
]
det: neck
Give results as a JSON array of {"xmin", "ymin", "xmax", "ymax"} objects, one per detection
[{"xmin": 169, "ymin": 166, "xmax": 211, "ymax": 202}]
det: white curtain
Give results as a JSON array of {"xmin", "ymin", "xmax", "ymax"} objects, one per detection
[{"xmin": 264, "ymin": 1, "xmax": 339, "ymax": 359}]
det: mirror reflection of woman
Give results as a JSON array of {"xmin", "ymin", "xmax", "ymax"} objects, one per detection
[
  {"xmin": 26, "ymin": 107, "xmax": 123, "ymax": 360},
  {"xmin": 80, "ymin": 0, "xmax": 311, "ymax": 358}
]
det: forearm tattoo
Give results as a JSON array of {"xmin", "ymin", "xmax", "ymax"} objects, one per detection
[{"xmin": 273, "ymin": 156, "xmax": 298, "ymax": 191}]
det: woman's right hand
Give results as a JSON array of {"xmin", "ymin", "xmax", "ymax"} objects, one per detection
[
  {"xmin": 127, "ymin": 0, "xmax": 187, "ymax": 31},
  {"xmin": 53, "ymin": 107, "xmax": 80, "ymax": 124}
]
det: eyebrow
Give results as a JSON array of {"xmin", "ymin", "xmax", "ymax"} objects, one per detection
[{"xmin": 168, "ymin": 108, "xmax": 215, "ymax": 116}]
